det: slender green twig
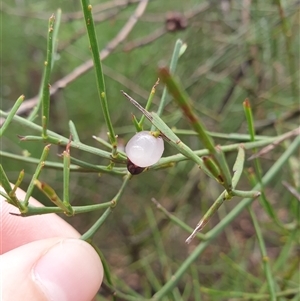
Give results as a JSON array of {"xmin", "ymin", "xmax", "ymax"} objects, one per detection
[
  {"xmin": 0, "ymin": 109, "xmax": 291, "ymax": 169},
  {"xmin": 7, "ymin": 202, "xmax": 114, "ymax": 216},
  {"xmin": 90, "ymin": 243, "xmax": 117, "ymax": 301},
  {"xmin": 70, "ymin": 156, "xmax": 127, "ymax": 174},
  {"xmin": 220, "ymin": 252, "xmax": 262, "ymax": 288},
  {"xmin": 92, "ymin": 135, "xmax": 114, "ymax": 150},
  {"xmin": 0, "ymin": 95, "xmax": 24, "ymax": 137},
  {"xmin": 145, "ymin": 208, "xmax": 171, "ymax": 287},
  {"xmin": 244, "ymin": 99, "xmax": 285, "ymax": 229},
  {"xmin": 139, "ymin": 78, "xmax": 160, "ymax": 129},
  {"xmin": 10, "ymin": 170, "xmax": 25, "ymax": 196},
  {"xmin": 231, "ymin": 145, "xmax": 245, "ymax": 188},
  {"xmin": 80, "ymin": 0, "xmax": 117, "ymax": 154},
  {"xmin": 147, "ymin": 208, "xmax": 186, "ymax": 300},
  {"xmin": 34, "ymin": 180, "xmax": 72, "ymax": 214},
  {"xmin": 23, "ymin": 144, "xmax": 51, "ymax": 207},
  {"xmin": 231, "ymin": 189, "xmax": 260, "ymax": 198},
  {"xmin": 62, "ymin": 143, "xmax": 74, "ymax": 215},
  {"xmin": 274, "ymin": 0, "xmax": 298, "ymax": 98},
  {"xmin": 243, "ymin": 99, "xmax": 255, "ymax": 141},
  {"xmin": 190, "ymin": 265, "xmax": 201, "ymax": 301},
  {"xmin": 0, "ymin": 165, "xmax": 15, "ymax": 196},
  {"xmin": 41, "ymin": 14, "xmax": 55, "ymax": 138},
  {"xmin": 272, "ymin": 229, "xmax": 298, "ymax": 272},
  {"xmin": 1, "ymin": 110, "xmax": 121, "ymax": 160},
  {"xmin": 0, "ymin": 151, "xmax": 127, "ymax": 175},
  {"xmin": 150, "ymin": 135, "xmax": 300, "ymax": 300},
  {"xmin": 155, "ymin": 39, "xmax": 184, "ymax": 119},
  {"xmin": 51, "ymin": 8, "xmax": 61, "ymax": 69},
  {"xmin": 80, "ymin": 207, "xmax": 113, "ymax": 241},
  {"xmin": 0, "ymin": 165, "xmax": 22, "ymax": 208},
  {"xmin": 202, "ymin": 156, "xmax": 222, "ymax": 183},
  {"xmin": 97, "ymin": 281, "xmax": 149, "ymax": 301},
  {"xmin": 172, "ymin": 129, "xmax": 271, "ymax": 141},
  {"xmin": 184, "ymin": 145, "xmax": 257, "ymax": 243},
  {"xmin": 69, "ymin": 120, "xmax": 80, "ymax": 142},
  {"xmin": 199, "ymin": 287, "xmax": 299, "ymax": 299},
  {"xmin": 151, "ymin": 198, "xmax": 206, "ymax": 240},
  {"xmin": 158, "ymin": 67, "xmax": 232, "ymax": 191},
  {"xmin": 81, "ymin": 173, "xmax": 132, "ymax": 240},
  {"xmin": 154, "ymin": 134, "xmax": 287, "ymax": 168},
  {"xmin": 27, "ymin": 9, "xmax": 62, "ymax": 121},
  {"xmin": 185, "ymin": 191, "xmax": 227, "ymax": 244},
  {"xmin": 248, "ymin": 206, "xmax": 277, "ymax": 300}
]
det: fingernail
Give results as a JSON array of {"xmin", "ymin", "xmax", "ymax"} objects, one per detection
[{"xmin": 32, "ymin": 239, "xmax": 103, "ymax": 301}]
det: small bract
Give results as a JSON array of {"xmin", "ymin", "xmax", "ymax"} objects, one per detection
[{"xmin": 125, "ymin": 131, "xmax": 164, "ymax": 168}]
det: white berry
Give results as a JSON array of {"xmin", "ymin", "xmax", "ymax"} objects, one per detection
[{"xmin": 125, "ymin": 131, "xmax": 164, "ymax": 167}]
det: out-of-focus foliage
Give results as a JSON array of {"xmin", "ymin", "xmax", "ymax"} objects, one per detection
[{"xmin": 1, "ymin": 0, "xmax": 299, "ymax": 300}]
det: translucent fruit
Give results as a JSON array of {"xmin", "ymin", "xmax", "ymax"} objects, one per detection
[{"xmin": 125, "ymin": 131, "xmax": 164, "ymax": 168}]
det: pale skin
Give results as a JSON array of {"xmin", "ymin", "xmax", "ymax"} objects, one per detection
[{"xmin": 0, "ymin": 186, "xmax": 103, "ymax": 301}]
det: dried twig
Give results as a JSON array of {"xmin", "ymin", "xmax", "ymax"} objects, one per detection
[
  {"xmin": 123, "ymin": 2, "xmax": 210, "ymax": 51},
  {"xmin": 0, "ymin": 0, "xmax": 140, "ymax": 21},
  {"xmin": 248, "ymin": 127, "xmax": 300, "ymax": 160},
  {"xmin": 3, "ymin": 0, "xmax": 149, "ymax": 119},
  {"xmin": 282, "ymin": 181, "xmax": 300, "ymax": 201}
]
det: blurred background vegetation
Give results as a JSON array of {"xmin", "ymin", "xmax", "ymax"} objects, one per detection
[{"xmin": 1, "ymin": 0, "xmax": 299, "ymax": 300}]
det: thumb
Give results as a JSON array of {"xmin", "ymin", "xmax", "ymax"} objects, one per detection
[{"xmin": 1, "ymin": 237, "xmax": 103, "ymax": 301}]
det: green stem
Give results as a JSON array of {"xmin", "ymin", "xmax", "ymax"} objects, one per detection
[
  {"xmin": 248, "ymin": 206, "xmax": 277, "ymax": 300},
  {"xmin": 0, "ymin": 151, "xmax": 127, "ymax": 175},
  {"xmin": 0, "ymin": 109, "xmax": 292, "ymax": 169},
  {"xmin": 0, "ymin": 165, "xmax": 21, "ymax": 208},
  {"xmin": 80, "ymin": 173, "xmax": 131, "ymax": 240},
  {"xmin": 80, "ymin": 0, "xmax": 117, "ymax": 152},
  {"xmin": 186, "ymin": 146, "xmax": 250, "ymax": 243},
  {"xmin": 155, "ymin": 39, "xmax": 183, "ymax": 119},
  {"xmin": 185, "ymin": 191, "xmax": 226, "ymax": 244},
  {"xmin": 0, "ymin": 165, "xmax": 13, "ymax": 195},
  {"xmin": 243, "ymin": 99, "xmax": 255, "ymax": 141},
  {"xmin": 151, "ymin": 198, "xmax": 206, "ymax": 240},
  {"xmin": 244, "ymin": 99, "xmax": 285, "ymax": 230},
  {"xmin": 0, "ymin": 95, "xmax": 24, "ymax": 137},
  {"xmin": 41, "ymin": 14, "xmax": 55, "ymax": 138},
  {"xmin": 154, "ymin": 137, "xmax": 280, "ymax": 168},
  {"xmin": 173, "ymin": 129, "xmax": 271, "ymax": 141},
  {"xmin": 62, "ymin": 146, "xmax": 73, "ymax": 215},
  {"xmin": 23, "ymin": 144, "xmax": 51, "ymax": 207},
  {"xmin": 231, "ymin": 189, "xmax": 260, "ymax": 198},
  {"xmin": 0, "ymin": 108, "xmax": 118, "ymax": 159},
  {"xmin": 151, "ymin": 135, "xmax": 300, "ymax": 300},
  {"xmin": 158, "ymin": 67, "xmax": 232, "ymax": 191},
  {"xmin": 28, "ymin": 9, "xmax": 61, "ymax": 121},
  {"xmin": 231, "ymin": 145, "xmax": 245, "ymax": 188},
  {"xmin": 12, "ymin": 202, "xmax": 114, "ymax": 216},
  {"xmin": 274, "ymin": 0, "xmax": 298, "ymax": 98},
  {"xmin": 199, "ymin": 287, "xmax": 299, "ymax": 299},
  {"xmin": 139, "ymin": 79, "xmax": 159, "ymax": 129},
  {"xmin": 34, "ymin": 180, "xmax": 72, "ymax": 214},
  {"xmin": 11, "ymin": 170, "xmax": 25, "ymax": 196},
  {"xmin": 68, "ymin": 120, "xmax": 80, "ymax": 142},
  {"xmin": 205, "ymin": 134, "xmax": 300, "ymax": 241}
]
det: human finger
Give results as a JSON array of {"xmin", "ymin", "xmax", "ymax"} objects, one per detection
[{"xmin": 1, "ymin": 237, "xmax": 103, "ymax": 301}]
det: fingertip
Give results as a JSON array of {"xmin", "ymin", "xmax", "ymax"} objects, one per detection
[
  {"xmin": 33, "ymin": 239, "xmax": 103, "ymax": 301},
  {"xmin": 0, "ymin": 186, "xmax": 80, "ymax": 253},
  {"xmin": 2, "ymin": 238, "xmax": 103, "ymax": 301}
]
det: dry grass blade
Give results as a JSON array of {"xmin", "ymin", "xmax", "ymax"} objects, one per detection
[{"xmin": 248, "ymin": 127, "xmax": 300, "ymax": 160}]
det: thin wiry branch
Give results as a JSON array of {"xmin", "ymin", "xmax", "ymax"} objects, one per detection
[
  {"xmin": 0, "ymin": 0, "xmax": 141, "ymax": 21},
  {"xmin": 123, "ymin": 2, "xmax": 211, "ymax": 51},
  {"xmin": 3, "ymin": 0, "xmax": 149, "ymax": 119}
]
